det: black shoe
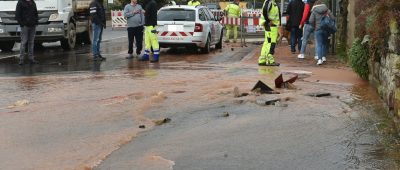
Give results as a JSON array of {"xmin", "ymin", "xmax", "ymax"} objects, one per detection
[
  {"xmin": 93, "ymin": 55, "xmax": 106, "ymax": 61},
  {"xmin": 265, "ymin": 62, "xmax": 280, "ymax": 66},
  {"xmin": 18, "ymin": 61, "xmax": 24, "ymax": 65},
  {"xmin": 98, "ymin": 55, "xmax": 106, "ymax": 61},
  {"xmin": 29, "ymin": 59, "xmax": 39, "ymax": 64},
  {"xmin": 150, "ymin": 59, "xmax": 159, "ymax": 63}
]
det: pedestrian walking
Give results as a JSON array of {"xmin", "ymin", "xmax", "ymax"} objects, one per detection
[
  {"xmin": 124, "ymin": 0, "xmax": 145, "ymax": 59},
  {"xmin": 140, "ymin": 0, "xmax": 159, "ymax": 62},
  {"xmin": 90, "ymin": 0, "xmax": 106, "ymax": 61},
  {"xmin": 309, "ymin": 0, "xmax": 335, "ymax": 65},
  {"xmin": 297, "ymin": 0, "xmax": 317, "ymax": 59},
  {"xmin": 286, "ymin": 0, "xmax": 304, "ymax": 54},
  {"xmin": 15, "ymin": 0, "xmax": 39, "ymax": 65},
  {"xmin": 258, "ymin": 0, "xmax": 281, "ymax": 66},
  {"xmin": 224, "ymin": 0, "xmax": 241, "ymax": 43}
]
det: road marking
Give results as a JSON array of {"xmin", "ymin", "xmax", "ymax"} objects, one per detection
[{"xmin": 0, "ymin": 54, "xmax": 18, "ymax": 60}]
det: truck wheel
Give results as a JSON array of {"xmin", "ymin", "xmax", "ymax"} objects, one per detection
[
  {"xmin": 61, "ymin": 22, "xmax": 76, "ymax": 50},
  {"xmin": 0, "ymin": 41, "xmax": 15, "ymax": 52}
]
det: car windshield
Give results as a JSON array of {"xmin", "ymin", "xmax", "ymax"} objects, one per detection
[{"xmin": 158, "ymin": 9, "xmax": 196, "ymax": 21}]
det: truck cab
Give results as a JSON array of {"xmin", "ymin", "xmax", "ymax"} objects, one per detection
[{"xmin": 0, "ymin": 0, "xmax": 92, "ymax": 51}]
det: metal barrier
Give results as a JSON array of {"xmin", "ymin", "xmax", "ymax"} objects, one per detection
[
  {"xmin": 111, "ymin": 10, "xmax": 127, "ymax": 29},
  {"xmin": 220, "ymin": 9, "xmax": 265, "ymax": 47}
]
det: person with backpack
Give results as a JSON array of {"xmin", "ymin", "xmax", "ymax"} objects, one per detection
[
  {"xmin": 297, "ymin": 0, "xmax": 316, "ymax": 59},
  {"xmin": 285, "ymin": 0, "xmax": 304, "ymax": 54},
  {"xmin": 309, "ymin": 0, "xmax": 335, "ymax": 65}
]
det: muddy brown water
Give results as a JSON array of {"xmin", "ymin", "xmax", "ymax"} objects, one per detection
[{"xmin": 1, "ymin": 41, "xmax": 400, "ymax": 169}]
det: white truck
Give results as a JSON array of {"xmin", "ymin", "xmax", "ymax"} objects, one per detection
[{"xmin": 0, "ymin": 0, "xmax": 93, "ymax": 51}]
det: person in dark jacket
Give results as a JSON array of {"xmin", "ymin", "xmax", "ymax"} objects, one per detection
[
  {"xmin": 297, "ymin": 0, "xmax": 316, "ymax": 59},
  {"xmin": 90, "ymin": 0, "xmax": 106, "ymax": 61},
  {"xmin": 140, "ymin": 0, "xmax": 159, "ymax": 62},
  {"xmin": 15, "ymin": 0, "xmax": 39, "ymax": 65},
  {"xmin": 286, "ymin": 0, "xmax": 304, "ymax": 54}
]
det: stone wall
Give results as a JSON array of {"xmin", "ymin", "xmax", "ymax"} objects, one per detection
[{"xmin": 369, "ymin": 19, "xmax": 400, "ymax": 120}]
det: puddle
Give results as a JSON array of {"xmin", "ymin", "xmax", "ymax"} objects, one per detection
[{"xmin": 347, "ymin": 84, "xmax": 400, "ymax": 168}]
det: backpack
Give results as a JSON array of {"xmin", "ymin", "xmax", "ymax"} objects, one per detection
[{"xmin": 320, "ymin": 11, "xmax": 336, "ymax": 35}]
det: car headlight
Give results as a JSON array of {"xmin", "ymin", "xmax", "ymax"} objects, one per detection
[
  {"xmin": 0, "ymin": 17, "xmax": 2, "ymax": 23},
  {"xmin": 48, "ymin": 13, "xmax": 62, "ymax": 21}
]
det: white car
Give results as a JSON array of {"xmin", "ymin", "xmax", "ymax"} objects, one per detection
[{"xmin": 157, "ymin": 5, "xmax": 224, "ymax": 53}]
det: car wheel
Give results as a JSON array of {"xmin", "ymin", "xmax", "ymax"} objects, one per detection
[
  {"xmin": 215, "ymin": 31, "xmax": 223, "ymax": 49},
  {"xmin": 201, "ymin": 35, "xmax": 210, "ymax": 54}
]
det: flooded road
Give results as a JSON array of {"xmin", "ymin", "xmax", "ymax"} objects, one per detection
[{"xmin": 0, "ymin": 32, "xmax": 399, "ymax": 169}]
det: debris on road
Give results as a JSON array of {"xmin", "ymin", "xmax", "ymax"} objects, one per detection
[
  {"xmin": 153, "ymin": 118, "xmax": 171, "ymax": 125},
  {"xmin": 256, "ymin": 97, "xmax": 290, "ymax": 107},
  {"xmin": 222, "ymin": 112, "xmax": 230, "ymax": 117},
  {"xmin": 139, "ymin": 125, "xmax": 146, "ymax": 129},
  {"xmin": 233, "ymin": 87, "xmax": 250, "ymax": 98},
  {"xmin": 7, "ymin": 100, "xmax": 30, "ymax": 108},
  {"xmin": 305, "ymin": 92, "xmax": 331, "ymax": 97},
  {"xmin": 251, "ymin": 81, "xmax": 279, "ymax": 94},
  {"xmin": 256, "ymin": 97, "xmax": 281, "ymax": 106},
  {"xmin": 273, "ymin": 101, "xmax": 288, "ymax": 107}
]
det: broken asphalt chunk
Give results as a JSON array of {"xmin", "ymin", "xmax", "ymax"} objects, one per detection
[
  {"xmin": 275, "ymin": 74, "xmax": 298, "ymax": 88},
  {"xmin": 233, "ymin": 87, "xmax": 250, "ymax": 98},
  {"xmin": 222, "ymin": 112, "xmax": 230, "ymax": 117},
  {"xmin": 252, "ymin": 80, "xmax": 279, "ymax": 94},
  {"xmin": 153, "ymin": 118, "xmax": 171, "ymax": 126},
  {"xmin": 305, "ymin": 92, "xmax": 331, "ymax": 97},
  {"xmin": 256, "ymin": 98, "xmax": 281, "ymax": 106}
]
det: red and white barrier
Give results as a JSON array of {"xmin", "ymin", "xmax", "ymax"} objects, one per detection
[
  {"xmin": 111, "ymin": 10, "xmax": 127, "ymax": 29},
  {"xmin": 220, "ymin": 17, "xmax": 241, "ymax": 26}
]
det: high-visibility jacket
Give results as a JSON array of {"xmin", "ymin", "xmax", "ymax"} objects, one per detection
[
  {"xmin": 259, "ymin": 0, "xmax": 281, "ymax": 27},
  {"xmin": 188, "ymin": 0, "xmax": 200, "ymax": 6},
  {"xmin": 224, "ymin": 2, "xmax": 241, "ymax": 18}
]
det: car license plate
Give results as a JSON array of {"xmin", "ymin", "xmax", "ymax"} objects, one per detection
[
  {"xmin": 16, "ymin": 26, "xmax": 21, "ymax": 32},
  {"xmin": 166, "ymin": 25, "xmax": 183, "ymax": 32}
]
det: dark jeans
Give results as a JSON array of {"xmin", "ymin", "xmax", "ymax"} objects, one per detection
[
  {"xmin": 92, "ymin": 23, "xmax": 103, "ymax": 56},
  {"xmin": 290, "ymin": 27, "xmax": 302, "ymax": 52},
  {"xmin": 316, "ymin": 29, "xmax": 329, "ymax": 59},
  {"xmin": 127, "ymin": 26, "xmax": 144, "ymax": 55},
  {"xmin": 19, "ymin": 26, "xmax": 36, "ymax": 61}
]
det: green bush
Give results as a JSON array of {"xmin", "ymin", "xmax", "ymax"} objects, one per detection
[{"xmin": 349, "ymin": 38, "xmax": 370, "ymax": 80}]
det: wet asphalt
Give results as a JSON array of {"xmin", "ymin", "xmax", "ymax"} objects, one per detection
[{"xmin": 1, "ymin": 29, "xmax": 400, "ymax": 169}]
